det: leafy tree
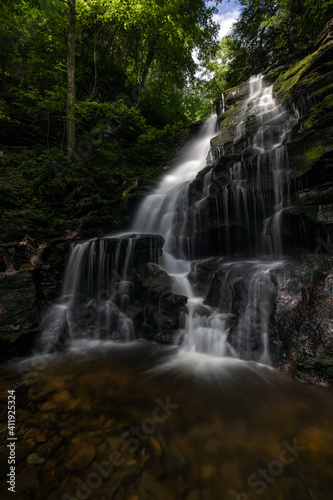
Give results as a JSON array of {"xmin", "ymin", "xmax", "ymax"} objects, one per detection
[
  {"xmin": 229, "ymin": 0, "xmax": 333, "ymax": 79},
  {"xmin": 200, "ymin": 37, "xmax": 234, "ymax": 100},
  {"xmin": 60, "ymin": 0, "xmax": 77, "ymax": 156},
  {"xmin": 0, "ymin": 0, "xmax": 222, "ymax": 148},
  {"xmin": 76, "ymin": 0, "xmax": 220, "ymax": 110}
]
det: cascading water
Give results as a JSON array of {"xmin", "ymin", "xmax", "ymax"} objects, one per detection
[
  {"xmin": 39, "ymin": 234, "xmax": 163, "ymax": 351},
  {"xmin": 172, "ymin": 74, "xmax": 299, "ymax": 260},
  {"xmin": 39, "ymin": 119, "xmax": 217, "ymax": 352},
  {"xmin": 131, "ymin": 116, "xmax": 217, "ymax": 259},
  {"xmin": 40, "ymin": 74, "xmax": 298, "ymax": 364}
]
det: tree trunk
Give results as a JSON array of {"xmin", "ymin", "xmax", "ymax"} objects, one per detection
[
  {"xmin": 66, "ymin": 0, "xmax": 76, "ymax": 156},
  {"xmin": 88, "ymin": 38, "xmax": 97, "ymax": 102},
  {"xmin": 135, "ymin": 37, "xmax": 158, "ymax": 108}
]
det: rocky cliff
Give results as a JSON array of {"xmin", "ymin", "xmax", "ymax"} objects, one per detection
[
  {"xmin": 1, "ymin": 19, "xmax": 333, "ymax": 385},
  {"xmin": 187, "ymin": 18, "xmax": 333, "ymax": 384}
]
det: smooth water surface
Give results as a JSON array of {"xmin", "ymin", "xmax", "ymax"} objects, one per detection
[{"xmin": 0, "ymin": 344, "xmax": 332, "ymax": 500}]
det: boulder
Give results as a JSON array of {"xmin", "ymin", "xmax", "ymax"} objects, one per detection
[
  {"xmin": 0, "ymin": 271, "xmax": 39, "ymax": 360},
  {"xmin": 271, "ymin": 255, "xmax": 333, "ymax": 384},
  {"xmin": 132, "ymin": 263, "xmax": 187, "ymax": 343}
]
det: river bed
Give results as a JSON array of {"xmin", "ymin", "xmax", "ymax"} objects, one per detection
[{"xmin": 1, "ymin": 341, "xmax": 332, "ymax": 500}]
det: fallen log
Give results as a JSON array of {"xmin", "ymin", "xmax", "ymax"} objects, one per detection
[{"xmin": 18, "ymin": 224, "xmax": 82, "ymax": 270}]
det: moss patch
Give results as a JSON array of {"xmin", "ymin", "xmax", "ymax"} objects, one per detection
[
  {"xmin": 274, "ymin": 50, "xmax": 321, "ymax": 101},
  {"xmin": 212, "ymin": 100, "xmax": 244, "ymax": 149},
  {"xmin": 302, "ymin": 146, "xmax": 325, "ymax": 169},
  {"xmin": 302, "ymin": 94, "xmax": 333, "ymax": 134}
]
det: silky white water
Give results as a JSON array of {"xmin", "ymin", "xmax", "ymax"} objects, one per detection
[
  {"xmin": 130, "ymin": 75, "xmax": 296, "ymax": 361},
  {"xmin": 39, "ymin": 75, "xmax": 298, "ymax": 364},
  {"xmin": 131, "ymin": 115, "xmax": 217, "ymax": 261},
  {"xmin": 130, "ymin": 115, "xmax": 237, "ymax": 358}
]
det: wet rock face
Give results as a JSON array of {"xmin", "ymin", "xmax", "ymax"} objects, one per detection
[
  {"xmin": 271, "ymin": 255, "xmax": 333, "ymax": 384},
  {"xmin": 201, "ymin": 260, "xmax": 278, "ymax": 362},
  {"xmin": 182, "ymin": 150, "xmax": 290, "ymax": 258},
  {"xmin": 188, "ymin": 258, "xmax": 224, "ymax": 297},
  {"xmin": 99, "ymin": 233, "xmax": 165, "ymax": 267},
  {"xmin": 208, "ymin": 20, "xmax": 333, "ymax": 260},
  {"xmin": 132, "ymin": 263, "xmax": 187, "ymax": 344},
  {"xmin": 0, "ymin": 234, "xmax": 168, "ymax": 358},
  {"xmin": 0, "ymin": 272, "xmax": 39, "ymax": 360},
  {"xmin": 273, "ymin": 19, "xmax": 333, "ymax": 253},
  {"xmin": 197, "ymin": 255, "xmax": 333, "ymax": 383},
  {"xmin": 37, "ymin": 234, "xmax": 188, "ymax": 350}
]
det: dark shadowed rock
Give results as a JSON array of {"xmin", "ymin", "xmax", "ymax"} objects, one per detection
[
  {"xmin": 134, "ymin": 263, "xmax": 172, "ymax": 304},
  {"xmin": 0, "ymin": 272, "xmax": 38, "ymax": 360},
  {"xmin": 133, "ymin": 263, "xmax": 187, "ymax": 343},
  {"xmin": 271, "ymin": 255, "xmax": 333, "ymax": 384}
]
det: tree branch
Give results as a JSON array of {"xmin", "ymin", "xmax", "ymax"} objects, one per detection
[{"xmin": 19, "ymin": 225, "xmax": 82, "ymax": 270}]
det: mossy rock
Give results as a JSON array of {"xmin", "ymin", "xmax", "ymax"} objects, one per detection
[
  {"xmin": 273, "ymin": 36, "xmax": 333, "ymax": 102},
  {"xmin": 211, "ymin": 100, "xmax": 245, "ymax": 150},
  {"xmin": 274, "ymin": 41, "xmax": 333, "ymax": 178}
]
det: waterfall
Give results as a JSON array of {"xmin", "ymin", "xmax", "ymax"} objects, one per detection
[
  {"xmin": 40, "ymin": 75, "xmax": 297, "ymax": 365},
  {"xmin": 177, "ymin": 74, "xmax": 299, "ymax": 260},
  {"xmin": 128, "ymin": 116, "xmax": 235, "ymax": 358},
  {"xmin": 38, "ymin": 234, "xmax": 163, "ymax": 351},
  {"xmin": 131, "ymin": 116, "xmax": 217, "ymax": 251}
]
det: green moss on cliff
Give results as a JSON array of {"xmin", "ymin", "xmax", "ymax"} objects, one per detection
[
  {"xmin": 303, "ymin": 146, "xmax": 325, "ymax": 167},
  {"xmin": 268, "ymin": 34, "xmax": 333, "ymax": 178},
  {"xmin": 220, "ymin": 102, "xmax": 241, "ymax": 130},
  {"xmin": 273, "ymin": 51, "xmax": 320, "ymax": 101},
  {"xmin": 211, "ymin": 100, "xmax": 243, "ymax": 150},
  {"xmin": 302, "ymin": 94, "xmax": 333, "ymax": 133}
]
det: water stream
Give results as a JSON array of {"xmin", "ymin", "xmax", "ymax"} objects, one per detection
[
  {"xmin": 40, "ymin": 75, "xmax": 299, "ymax": 364},
  {"xmin": 2, "ymin": 76, "xmax": 333, "ymax": 500}
]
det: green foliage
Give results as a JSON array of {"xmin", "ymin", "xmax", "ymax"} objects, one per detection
[
  {"xmin": 303, "ymin": 146, "xmax": 324, "ymax": 168},
  {"xmin": 0, "ymin": 112, "xmax": 190, "ymax": 232},
  {"xmin": 0, "ymin": 0, "xmax": 221, "ymax": 149},
  {"xmin": 195, "ymin": 36, "xmax": 236, "ymax": 114},
  {"xmin": 226, "ymin": 0, "xmax": 333, "ymax": 82},
  {"xmin": 0, "ymin": 101, "xmax": 10, "ymax": 122}
]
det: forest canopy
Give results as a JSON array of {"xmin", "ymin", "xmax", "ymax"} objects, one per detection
[
  {"xmin": 202, "ymin": 0, "xmax": 333, "ymax": 104},
  {"xmin": 0, "ymin": 0, "xmax": 332, "ymax": 232},
  {"xmin": 1, "ymin": 0, "xmax": 332, "ymax": 149},
  {"xmin": 0, "ymin": 0, "xmax": 221, "ymax": 150},
  {"xmin": 0, "ymin": 0, "xmax": 222, "ymax": 229}
]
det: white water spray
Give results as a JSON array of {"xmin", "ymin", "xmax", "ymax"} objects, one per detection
[{"xmin": 40, "ymin": 75, "xmax": 298, "ymax": 366}]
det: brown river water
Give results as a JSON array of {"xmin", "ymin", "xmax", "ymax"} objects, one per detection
[{"xmin": 0, "ymin": 341, "xmax": 333, "ymax": 500}]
